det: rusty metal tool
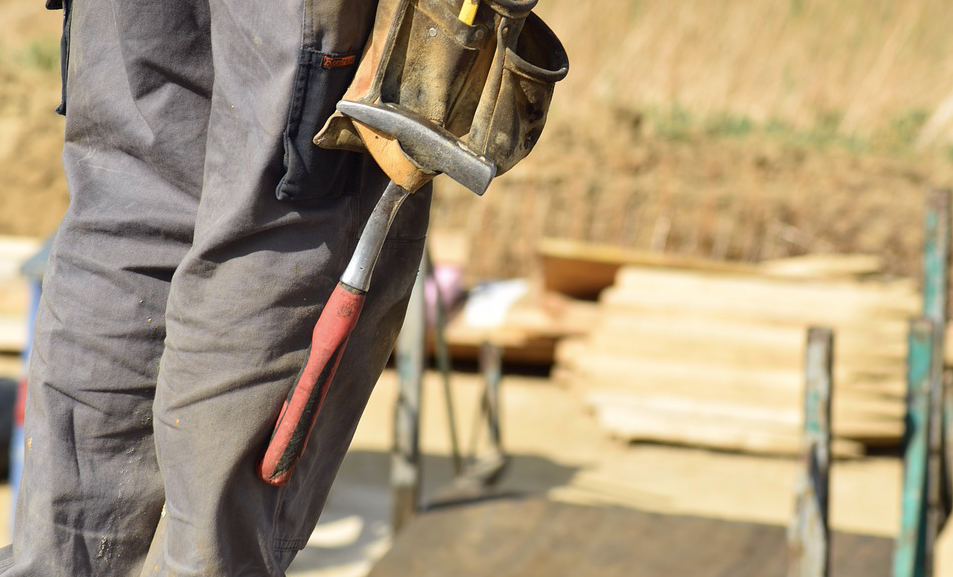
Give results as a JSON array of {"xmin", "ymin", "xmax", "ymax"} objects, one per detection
[{"xmin": 258, "ymin": 101, "xmax": 495, "ymax": 486}]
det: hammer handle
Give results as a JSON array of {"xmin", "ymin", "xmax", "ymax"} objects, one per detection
[{"xmin": 258, "ymin": 282, "xmax": 366, "ymax": 486}]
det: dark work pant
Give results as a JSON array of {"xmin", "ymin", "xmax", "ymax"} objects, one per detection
[{"xmin": 0, "ymin": 0, "xmax": 430, "ymax": 574}]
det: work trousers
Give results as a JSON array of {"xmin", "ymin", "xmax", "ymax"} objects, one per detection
[{"xmin": 0, "ymin": 0, "xmax": 431, "ymax": 574}]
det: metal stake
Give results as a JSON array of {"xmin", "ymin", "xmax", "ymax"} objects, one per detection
[
  {"xmin": 391, "ymin": 256, "xmax": 427, "ymax": 533},
  {"xmin": 895, "ymin": 318, "xmax": 936, "ymax": 577},
  {"xmin": 788, "ymin": 327, "xmax": 833, "ymax": 577}
]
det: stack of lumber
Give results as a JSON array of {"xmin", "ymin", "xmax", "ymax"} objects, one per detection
[
  {"xmin": 425, "ymin": 232, "xmax": 602, "ymax": 365},
  {"xmin": 554, "ymin": 254, "xmax": 921, "ymax": 457},
  {"xmin": 0, "ymin": 236, "xmax": 41, "ymax": 354},
  {"xmin": 441, "ymin": 288, "xmax": 599, "ymax": 365}
]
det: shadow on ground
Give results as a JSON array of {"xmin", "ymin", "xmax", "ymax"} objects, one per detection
[
  {"xmin": 369, "ymin": 497, "xmax": 894, "ymax": 577},
  {"xmin": 287, "ymin": 449, "xmax": 579, "ymax": 576}
]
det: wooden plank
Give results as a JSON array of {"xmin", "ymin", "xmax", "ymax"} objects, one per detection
[
  {"xmin": 584, "ymin": 390, "xmax": 903, "ymax": 443},
  {"xmin": 558, "ymin": 345, "xmax": 906, "ymax": 400},
  {"xmin": 538, "ymin": 238, "xmax": 886, "ymax": 299},
  {"xmin": 0, "ymin": 315, "xmax": 28, "ymax": 353},
  {"xmin": 551, "ymin": 258, "xmax": 919, "ymax": 455},
  {"xmin": 761, "ymin": 254, "xmax": 883, "ymax": 279},
  {"xmin": 609, "ymin": 268, "xmax": 919, "ymax": 327},
  {"xmin": 579, "ymin": 379, "xmax": 904, "ymax": 425},
  {"xmin": 590, "ymin": 400, "xmax": 867, "ymax": 457},
  {"xmin": 440, "ymin": 292, "xmax": 599, "ymax": 365},
  {"xmin": 0, "ymin": 279, "xmax": 30, "ymax": 320},
  {"xmin": 574, "ymin": 327, "xmax": 906, "ymax": 376},
  {"xmin": 0, "ymin": 236, "xmax": 42, "ymax": 280},
  {"xmin": 537, "ymin": 237, "xmax": 761, "ymax": 298},
  {"xmin": 558, "ymin": 345, "xmax": 907, "ymax": 402},
  {"xmin": 565, "ymin": 371, "xmax": 904, "ymax": 418},
  {"xmin": 591, "ymin": 313, "xmax": 909, "ymax": 360},
  {"xmin": 615, "ymin": 266, "xmax": 917, "ymax": 302}
]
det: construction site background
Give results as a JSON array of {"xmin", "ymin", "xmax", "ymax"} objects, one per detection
[{"xmin": 5, "ymin": 0, "xmax": 953, "ymax": 575}]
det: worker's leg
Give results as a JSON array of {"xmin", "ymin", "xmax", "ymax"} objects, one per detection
[
  {"xmin": 140, "ymin": 0, "xmax": 430, "ymax": 575},
  {"xmin": 4, "ymin": 0, "xmax": 214, "ymax": 575}
]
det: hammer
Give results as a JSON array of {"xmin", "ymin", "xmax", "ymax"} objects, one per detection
[{"xmin": 258, "ymin": 101, "xmax": 495, "ymax": 486}]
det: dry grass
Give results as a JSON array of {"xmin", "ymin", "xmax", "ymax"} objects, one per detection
[
  {"xmin": 539, "ymin": 0, "xmax": 953, "ymax": 146},
  {"xmin": 431, "ymin": 0, "xmax": 953, "ymax": 282}
]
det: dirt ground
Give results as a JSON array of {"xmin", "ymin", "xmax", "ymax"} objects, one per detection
[
  {"xmin": 320, "ymin": 369, "xmax": 953, "ymax": 576},
  {"xmin": 0, "ymin": 367, "xmax": 942, "ymax": 575}
]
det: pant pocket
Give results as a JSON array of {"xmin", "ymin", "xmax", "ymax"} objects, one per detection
[
  {"xmin": 46, "ymin": 0, "xmax": 72, "ymax": 115},
  {"xmin": 276, "ymin": 50, "xmax": 364, "ymax": 202}
]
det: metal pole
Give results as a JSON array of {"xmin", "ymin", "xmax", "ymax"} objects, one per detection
[
  {"xmin": 788, "ymin": 327, "xmax": 833, "ymax": 577},
  {"xmin": 425, "ymin": 247, "xmax": 463, "ymax": 475},
  {"xmin": 480, "ymin": 341, "xmax": 504, "ymax": 455},
  {"xmin": 391, "ymin": 257, "xmax": 427, "ymax": 533},
  {"xmin": 922, "ymin": 188, "xmax": 952, "ymax": 552},
  {"xmin": 895, "ymin": 318, "xmax": 936, "ymax": 577}
]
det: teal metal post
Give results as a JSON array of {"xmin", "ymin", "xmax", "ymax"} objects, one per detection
[
  {"xmin": 788, "ymin": 327, "xmax": 833, "ymax": 577},
  {"xmin": 923, "ymin": 188, "xmax": 951, "ymax": 570},
  {"xmin": 922, "ymin": 189, "xmax": 952, "ymax": 552},
  {"xmin": 922, "ymin": 188, "xmax": 950, "ymax": 335},
  {"xmin": 895, "ymin": 318, "xmax": 936, "ymax": 577}
]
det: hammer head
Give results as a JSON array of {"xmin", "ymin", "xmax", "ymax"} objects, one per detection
[{"xmin": 337, "ymin": 101, "xmax": 497, "ymax": 196}]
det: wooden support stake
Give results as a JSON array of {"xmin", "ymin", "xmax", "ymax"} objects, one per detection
[
  {"xmin": 392, "ymin": 256, "xmax": 427, "ymax": 533},
  {"xmin": 895, "ymin": 318, "xmax": 936, "ymax": 577},
  {"xmin": 788, "ymin": 327, "xmax": 833, "ymax": 577}
]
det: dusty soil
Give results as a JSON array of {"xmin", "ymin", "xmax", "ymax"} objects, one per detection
[
  {"xmin": 0, "ymin": 0, "xmax": 69, "ymax": 238},
  {"xmin": 0, "ymin": 365, "xmax": 931, "ymax": 575},
  {"xmin": 295, "ymin": 370, "xmax": 953, "ymax": 576},
  {"xmin": 432, "ymin": 109, "xmax": 953, "ymax": 283}
]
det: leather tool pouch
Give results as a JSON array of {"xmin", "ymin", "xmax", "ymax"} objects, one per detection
[
  {"xmin": 313, "ymin": 0, "xmax": 568, "ymax": 178},
  {"xmin": 466, "ymin": 4, "xmax": 568, "ymax": 175}
]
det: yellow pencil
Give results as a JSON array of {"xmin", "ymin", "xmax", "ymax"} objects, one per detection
[{"xmin": 458, "ymin": 0, "xmax": 479, "ymax": 25}]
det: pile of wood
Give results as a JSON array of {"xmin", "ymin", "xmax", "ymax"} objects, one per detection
[
  {"xmin": 0, "ymin": 236, "xmax": 41, "ymax": 354},
  {"xmin": 441, "ymin": 288, "xmax": 599, "ymax": 365},
  {"xmin": 553, "ymin": 252, "xmax": 921, "ymax": 457}
]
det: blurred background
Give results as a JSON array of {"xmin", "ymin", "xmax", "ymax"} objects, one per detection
[{"xmin": 5, "ymin": 0, "xmax": 953, "ymax": 575}]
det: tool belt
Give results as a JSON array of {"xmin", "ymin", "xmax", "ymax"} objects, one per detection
[{"xmin": 313, "ymin": 0, "xmax": 568, "ymax": 177}]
